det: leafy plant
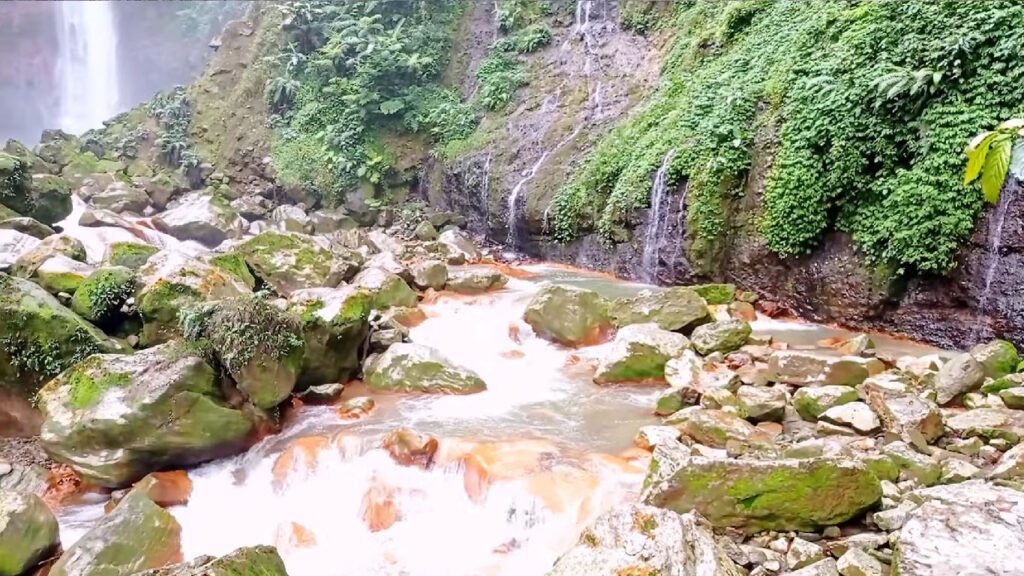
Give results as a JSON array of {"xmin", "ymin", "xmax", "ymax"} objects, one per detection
[{"xmin": 964, "ymin": 119, "xmax": 1024, "ymax": 203}]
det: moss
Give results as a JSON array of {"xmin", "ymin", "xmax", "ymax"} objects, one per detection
[
  {"xmin": 580, "ymin": 528, "xmax": 600, "ymax": 548},
  {"xmin": 209, "ymin": 253, "xmax": 257, "ymax": 289},
  {"xmin": 690, "ymin": 284, "xmax": 736, "ymax": 305},
  {"xmin": 632, "ymin": 509, "xmax": 658, "ymax": 535},
  {"xmin": 66, "ymin": 358, "xmax": 133, "ymax": 409},
  {"xmin": 298, "ymin": 299, "xmax": 326, "ymax": 325},
  {"xmin": 35, "ymin": 270, "xmax": 88, "ymax": 294},
  {"xmin": 137, "ymin": 280, "xmax": 203, "ymax": 345},
  {"xmin": 71, "ymin": 267, "xmax": 137, "ymax": 325},
  {"xmin": 108, "ymin": 242, "xmax": 159, "ymax": 270}
]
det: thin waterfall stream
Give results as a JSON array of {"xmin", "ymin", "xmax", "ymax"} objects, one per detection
[
  {"xmin": 639, "ymin": 150, "xmax": 677, "ymax": 283},
  {"xmin": 970, "ymin": 182, "xmax": 1019, "ymax": 342}
]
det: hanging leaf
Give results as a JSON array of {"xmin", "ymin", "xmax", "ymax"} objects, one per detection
[
  {"xmin": 964, "ymin": 131, "xmax": 996, "ymax": 185},
  {"xmin": 1010, "ymin": 142, "xmax": 1024, "ymax": 181},
  {"xmin": 981, "ymin": 136, "xmax": 1012, "ymax": 203}
]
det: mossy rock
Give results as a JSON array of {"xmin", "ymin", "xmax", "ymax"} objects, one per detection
[
  {"xmin": 288, "ymin": 287, "xmax": 372, "ymax": 388},
  {"xmin": 60, "ymin": 152, "xmax": 125, "ymax": 186},
  {"xmin": 364, "ymin": 343, "xmax": 486, "ymax": 394},
  {"xmin": 231, "ymin": 231, "xmax": 360, "ymax": 295},
  {"xmin": 0, "ymin": 491, "xmax": 60, "ymax": 576},
  {"xmin": 32, "ymin": 254, "xmax": 94, "ymax": 295},
  {"xmin": 353, "ymin": 267, "xmax": 418, "ymax": 310},
  {"xmin": 135, "ymin": 545, "xmax": 288, "ymax": 576},
  {"xmin": 10, "ymin": 174, "xmax": 73, "ymax": 225},
  {"xmin": 181, "ymin": 296, "xmax": 306, "ymax": 409},
  {"xmin": 208, "ymin": 253, "xmax": 257, "ymax": 290},
  {"xmin": 0, "ymin": 273, "xmax": 128, "ymax": 401},
  {"xmin": 49, "ymin": 491, "xmax": 181, "ymax": 576},
  {"xmin": 792, "ymin": 386, "xmax": 860, "ymax": 420},
  {"xmin": 524, "ymin": 283, "xmax": 614, "ymax": 347},
  {"xmin": 641, "ymin": 445, "xmax": 882, "ymax": 532},
  {"xmin": 690, "ymin": 283, "xmax": 737, "ymax": 305},
  {"xmin": 71, "ymin": 266, "xmax": 137, "ymax": 326},
  {"xmin": 0, "ymin": 217, "xmax": 54, "ymax": 240},
  {"xmin": 38, "ymin": 344, "xmax": 256, "ymax": 487},
  {"xmin": 594, "ymin": 323, "xmax": 690, "ymax": 384},
  {"xmin": 36, "ymin": 131, "xmax": 80, "ymax": 168},
  {"xmin": 106, "ymin": 242, "xmax": 160, "ymax": 270},
  {"xmin": 970, "ymin": 339, "xmax": 1020, "ymax": 379},
  {"xmin": 690, "ymin": 319, "xmax": 752, "ymax": 355},
  {"xmin": 610, "ymin": 287, "xmax": 712, "ymax": 333},
  {"xmin": 444, "ymin": 269, "xmax": 508, "ymax": 294}
]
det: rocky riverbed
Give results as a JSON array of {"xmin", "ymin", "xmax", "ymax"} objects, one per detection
[{"xmin": 3, "ymin": 131, "xmax": 1024, "ymax": 576}]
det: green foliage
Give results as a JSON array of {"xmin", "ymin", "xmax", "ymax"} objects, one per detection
[
  {"xmin": 0, "ymin": 152, "xmax": 26, "ymax": 203},
  {"xmin": 108, "ymin": 242, "xmax": 159, "ymax": 270},
  {"xmin": 552, "ymin": 1, "xmax": 1024, "ymax": 273},
  {"xmin": 174, "ymin": 1, "xmax": 246, "ymax": 40},
  {"xmin": 149, "ymin": 87, "xmax": 199, "ymax": 169},
  {"xmin": 2, "ymin": 327, "xmax": 102, "ymax": 384},
  {"xmin": 620, "ymin": 0, "xmax": 668, "ymax": 35},
  {"xmin": 964, "ymin": 119, "xmax": 1024, "ymax": 203},
  {"xmin": 495, "ymin": 0, "xmax": 551, "ymax": 32},
  {"xmin": 476, "ymin": 50, "xmax": 527, "ymax": 111},
  {"xmin": 403, "ymin": 86, "xmax": 478, "ymax": 143},
  {"xmin": 71, "ymin": 267, "xmax": 137, "ymax": 325}
]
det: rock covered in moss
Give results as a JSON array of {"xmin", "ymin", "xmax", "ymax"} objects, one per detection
[
  {"xmin": 0, "ymin": 272, "xmax": 127, "ymax": 401},
  {"xmin": 136, "ymin": 251, "xmax": 252, "ymax": 345},
  {"xmin": 410, "ymin": 259, "xmax": 448, "ymax": 290},
  {"xmin": 231, "ymin": 231, "xmax": 359, "ymax": 295},
  {"xmin": 353, "ymin": 267, "xmax": 418, "ymax": 309},
  {"xmin": 610, "ymin": 287, "xmax": 712, "ymax": 332},
  {"xmin": 0, "ymin": 491, "xmax": 60, "ymax": 576},
  {"xmin": 134, "ymin": 545, "xmax": 288, "ymax": 576},
  {"xmin": 0, "ymin": 217, "xmax": 54, "ymax": 240},
  {"xmin": 413, "ymin": 220, "xmax": 438, "ymax": 241},
  {"xmin": 71, "ymin": 266, "xmax": 137, "ymax": 326},
  {"xmin": 49, "ymin": 491, "xmax": 182, "ymax": 576},
  {"xmin": 105, "ymin": 241, "xmax": 160, "ymax": 270},
  {"xmin": 690, "ymin": 283, "xmax": 736, "ymax": 305},
  {"xmin": 545, "ymin": 504, "xmax": 743, "ymax": 576},
  {"xmin": 666, "ymin": 407, "xmax": 771, "ymax": 449},
  {"xmin": 365, "ymin": 343, "xmax": 486, "ymax": 394},
  {"xmin": 11, "ymin": 233, "xmax": 86, "ymax": 278},
  {"xmin": 792, "ymin": 386, "xmax": 860, "ymax": 420},
  {"xmin": 91, "ymin": 181, "xmax": 151, "ymax": 214},
  {"xmin": 934, "ymin": 353, "xmax": 985, "ymax": 405},
  {"xmin": 4, "ymin": 174, "xmax": 73, "ymax": 226},
  {"xmin": 152, "ymin": 192, "xmax": 246, "ymax": 247},
  {"xmin": 690, "ymin": 319, "xmax": 751, "ymax": 355},
  {"xmin": 287, "ymin": 287, "xmax": 372, "ymax": 387},
  {"xmin": 594, "ymin": 323, "xmax": 689, "ymax": 384},
  {"xmin": 33, "ymin": 254, "xmax": 95, "ymax": 294},
  {"xmin": 38, "ymin": 344, "xmax": 256, "ymax": 486},
  {"xmin": 969, "ymin": 339, "xmax": 1019, "ymax": 379},
  {"xmin": 524, "ymin": 283, "xmax": 613, "ymax": 347},
  {"xmin": 641, "ymin": 444, "xmax": 882, "ymax": 532},
  {"xmin": 181, "ymin": 296, "xmax": 306, "ymax": 409},
  {"xmin": 139, "ymin": 170, "xmax": 188, "ymax": 210},
  {"xmin": 444, "ymin": 269, "xmax": 507, "ymax": 294}
]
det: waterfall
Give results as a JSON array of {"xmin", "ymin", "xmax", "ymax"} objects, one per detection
[
  {"xmin": 639, "ymin": 150, "xmax": 676, "ymax": 283},
  {"xmin": 55, "ymin": 1, "xmax": 120, "ymax": 135},
  {"xmin": 971, "ymin": 182, "xmax": 1018, "ymax": 342},
  {"xmin": 505, "ymin": 151, "xmax": 553, "ymax": 248}
]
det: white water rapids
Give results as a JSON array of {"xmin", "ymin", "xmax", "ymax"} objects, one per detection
[{"xmin": 55, "ymin": 0, "xmax": 121, "ymax": 135}]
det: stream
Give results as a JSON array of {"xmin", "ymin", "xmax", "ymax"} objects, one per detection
[{"xmin": 53, "ymin": 261, "xmax": 944, "ymax": 576}]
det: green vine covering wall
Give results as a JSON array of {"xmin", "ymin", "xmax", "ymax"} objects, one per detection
[{"xmin": 551, "ymin": 0, "xmax": 1024, "ymax": 273}]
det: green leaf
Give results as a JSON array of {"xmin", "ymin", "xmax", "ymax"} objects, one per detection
[
  {"xmin": 982, "ymin": 136, "xmax": 1012, "ymax": 204},
  {"xmin": 964, "ymin": 131, "xmax": 996, "ymax": 185}
]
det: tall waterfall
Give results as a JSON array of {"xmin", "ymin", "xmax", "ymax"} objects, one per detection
[
  {"xmin": 55, "ymin": 1, "xmax": 120, "ymax": 135},
  {"xmin": 640, "ymin": 150, "xmax": 676, "ymax": 283}
]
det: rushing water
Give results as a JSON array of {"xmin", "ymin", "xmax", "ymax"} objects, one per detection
[
  {"xmin": 56, "ymin": 1, "xmax": 120, "ymax": 135},
  {"xmin": 640, "ymin": 150, "xmax": 677, "ymax": 283}
]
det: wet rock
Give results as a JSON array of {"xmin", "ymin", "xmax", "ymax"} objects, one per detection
[
  {"xmin": 819, "ymin": 402, "xmax": 880, "ymax": 435},
  {"xmin": 690, "ymin": 319, "xmax": 751, "ymax": 355},
  {"xmin": 944, "ymin": 407, "xmax": 1024, "ymax": 444},
  {"xmin": 792, "ymin": 386, "xmax": 860, "ymax": 420},
  {"xmin": 445, "ymin": 269, "xmax": 508, "ymax": 294},
  {"xmin": 0, "ymin": 229, "xmax": 40, "ymax": 270},
  {"xmin": 38, "ymin": 344, "xmax": 255, "ymax": 486},
  {"xmin": 11, "ymin": 174, "xmax": 72, "ymax": 226},
  {"xmin": 287, "ymin": 287, "xmax": 372, "ymax": 387},
  {"xmin": 862, "ymin": 381, "xmax": 943, "ymax": 445},
  {"xmin": 383, "ymin": 428, "xmax": 439, "ymax": 467},
  {"xmin": 181, "ymin": 296, "xmax": 306, "ymax": 409},
  {"xmin": 91, "ymin": 182, "xmax": 150, "ymax": 214},
  {"xmin": 364, "ymin": 343, "xmax": 486, "ymax": 394},
  {"xmin": 728, "ymin": 300, "xmax": 757, "ymax": 321},
  {"xmin": 33, "ymin": 254, "xmax": 95, "ymax": 294},
  {"xmin": 545, "ymin": 504, "xmax": 743, "ymax": 576},
  {"xmin": 0, "ymin": 491, "xmax": 60, "ymax": 576},
  {"xmin": 410, "ymin": 259, "xmax": 448, "ymax": 291},
  {"xmin": 934, "ymin": 353, "xmax": 985, "ymax": 405},
  {"xmin": 610, "ymin": 287, "xmax": 711, "ymax": 332},
  {"xmin": 70, "ymin": 266, "xmax": 136, "ymax": 326},
  {"xmin": 232, "ymin": 231, "xmax": 360, "ymax": 295},
  {"xmin": 297, "ymin": 382, "xmax": 345, "ymax": 404},
  {"xmin": 134, "ymin": 545, "xmax": 287, "ymax": 576},
  {"xmin": 50, "ymin": 491, "xmax": 181, "ymax": 576},
  {"xmin": 271, "ymin": 204, "xmax": 312, "ymax": 234},
  {"xmin": 337, "ymin": 397, "xmax": 375, "ymax": 420},
  {"xmin": 353, "ymin": 267, "xmax": 418, "ymax": 309},
  {"xmin": 130, "ymin": 470, "xmax": 193, "ymax": 509},
  {"xmin": 413, "ymin": 220, "xmax": 438, "ymax": 241},
  {"xmin": 634, "ymin": 426, "xmax": 683, "ymax": 450},
  {"xmin": 736, "ymin": 386, "xmax": 787, "ymax": 422},
  {"xmin": 894, "ymin": 481, "xmax": 1024, "ymax": 576},
  {"xmin": 641, "ymin": 444, "xmax": 881, "ymax": 532},
  {"xmin": 437, "ymin": 229, "xmax": 480, "ymax": 262},
  {"xmin": 667, "ymin": 408, "xmax": 771, "ymax": 450},
  {"xmin": 136, "ymin": 251, "xmax": 252, "ymax": 345},
  {"xmin": 0, "ymin": 216, "xmax": 54, "ymax": 240},
  {"xmin": 103, "ymin": 241, "xmax": 159, "ymax": 270},
  {"xmin": 523, "ymin": 283, "xmax": 613, "ymax": 347},
  {"xmin": 970, "ymin": 339, "xmax": 1019, "ymax": 379},
  {"xmin": 310, "ymin": 208, "xmax": 358, "ymax": 234},
  {"xmin": 11, "ymin": 233, "xmax": 86, "ymax": 278},
  {"xmin": 594, "ymin": 323, "xmax": 689, "ymax": 384},
  {"xmin": 152, "ymin": 192, "xmax": 246, "ymax": 247}
]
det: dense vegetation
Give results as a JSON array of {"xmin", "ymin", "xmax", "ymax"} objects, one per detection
[{"xmin": 550, "ymin": 1, "xmax": 1024, "ymax": 274}]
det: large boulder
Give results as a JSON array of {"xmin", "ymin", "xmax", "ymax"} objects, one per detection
[
  {"xmin": 7, "ymin": 174, "xmax": 73, "ymax": 226},
  {"xmin": 287, "ymin": 287, "xmax": 373, "ymax": 387},
  {"xmin": 33, "ymin": 254, "xmax": 95, "ymax": 295},
  {"xmin": 944, "ymin": 407, "xmax": 1024, "ymax": 444},
  {"xmin": 0, "ymin": 272, "xmax": 126, "ymax": 401},
  {"xmin": 437, "ymin": 229, "xmax": 480, "ymax": 262},
  {"xmin": 11, "ymin": 233, "xmax": 86, "ymax": 278},
  {"xmin": 894, "ymin": 481, "xmax": 1024, "ymax": 576},
  {"xmin": 862, "ymin": 381, "xmax": 943, "ymax": 444},
  {"xmin": 135, "ymin": 546, "xmax": 288, "ymax": 576},
  {"xmin": 0, "ymin": 217, "xmax": 54, "ymax": 240},
  {"xmin": 0, "ymin": 229, "xmax": 40, "ymax": 271},
  {"xmin": 767, "ymin": 351, "xmax": 870, "ymax": 387},
  {"xmin": 231, "ymin": 231, "xmax": 360, "ymax": 295},
  {"xmin": 38, "ymin": 344, "xmax": 256, "ymax": 486},
  {"xmin": 610, "ymin": 287, "xmax": 712, "ymax": 332},
  {"xmin": 641, "ymin": 444, "xmax": 882, "ymax": 532},
  {"xmin": 70, "ymin": 266, "xmax": 136, "ymax": 326},
  {"xmin": 593, "ymin": 323, "xmax": 689, "ymax": 384},
  {"xmin": 444, "ymin": 269, "xmax": 508, "ymax": 294},
  {"xmin": 364, "ymin": 343, "xmax": 486, "ymax": 394},
  {"xmin": 152, "ymin": 192, "xmax": 246, "ymax": 247},
  {"xmin": 91, "ymin": 182, "xmax": 150, "ymax": 214},
  {"xmin": 969, "ymin": 339, "xmax": 1019, "ymax": 379},
  {"xmin": 0, "ymin": 491, "xmax": 60, "ymax": 576},
  {"xmin": 50, "ymin": 491, "xmax": 182, "ymax": 576},
  {"xmin": 104, "ymin": 242, "xmax": 160, "ymax": 270},
  {"xmin": 689, "ymin": 319, "xmax": 751, "ymax": 355},
  {"xmin": 546, "ymin": 505, "xmax": 743, "ymax": 576},
  {"xmin": 182, "ymin": 296, "xmax": 306, "ymax": 409},
  {"xmin": 353, "ymin": 267, "xmax": 418, "ymax": 309},
  {"xmin": 136, "ymin": 251, "xmax": 251, "ymax": 345},
  {"xmin": 523, "ymin": 283, "xmax": 613, "ymax": 347},
  {"xmin": 934, "ymin": 353, "xmax": 985, "ymax": 405},
  {"xmin": 410, "ymin": 259, "xmax": 448, "ymax": 291}
]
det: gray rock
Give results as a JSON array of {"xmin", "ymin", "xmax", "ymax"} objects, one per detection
[
  {"xmin": 792, "ymin": 386, "xmax": 860, "ymax": 420},
  {"xmin": 594, "ymin": 323, "xmax": 689, "ymax": 384},
  {"xmin": 310, "ymin": 208, "xmax": 358, "ymax": 233},
  {"xmin": 690, "ymin": 319, "xmax": 751, "ymax": 355},
  {"xmin": 0, "ymin": 217, "xmax": 54, "ymax": 240},
  {"xmin": 989, "ymin": 442, "xmax": 1024, "ymax": 480},
  {"xmin": 819, "ymin": 402, "xmax": 880, "ymax": 435},
  {"xmin": 787, "ymin": 537, "xmax": 825, "ymax": 570},
  {"xmin": 410, "ymin": 259, "xmax": 448, "ymax": 291},
  {"xmin": 737, "ymin": 385, "xmax": 787, "ymax": 422},
  {"xmin": 230, "ymin": 195, "xmax": 273, "ymax": 221},
  {"xmin": 944, "ymin": 407, "xmax": 1024, "ymax": 444},
  {"xmin": 786, "ymin": 558, "xmax": 839, "ymax": 576},
  {"xmin": 939, "ymin": 459, "xmax": 980, "ymax": 484},
  {"xmin": 969, "ymin": 339, "xmax": 1019, "ymax": 379},
  {"xmin": 364, "ymin": 343, "xmax": 485, "ymax": 394},
  {"xmin": 445, "ymin": 269, "xmax": 508, "ymax": 294},
  {"xmin": 666, "ymin": 408, "xmax": 771, "ymax": 450},
  {"xmin": 882, "ymin": 441, "xmax": 941, "ymax": 486},
  {"xmin": 545, "ymin": 504, "xmax": 743, "ymax": 576},
  {"xmin": 413, "ymin": 220, "xmax": 438, "ymax": 241},
  {"xmin": 437, "ymin": 229, "xmax": 480, "ymax": 262},
  {"xmin": 272, "ymin": 204, "xmax": 312, "ymax": 234},
  {"xmin": 91, "ymin": 182, "xmax": 150, "ymax": 213},
  {"xmin": 863, "ymin": 380, "xmax": 943, "ymax": 445},
  {"xmin": 134, "ymin": 545, "xmax": 288, "ymax": 576},
  {"xmin": 836, "ymin": 548, "xmax": 885, "ymax": 576},
  {"xmin": 0, "ymin": 229, "xmax": 41, "ymax": 271},
  {"xmin": 0, "ymin": 491, "xmax": 60, "ymax": 576},
  {"xmin": 152, "ymin": 192, "xmax": 246, "ymax": 247},
  {"xmin": 610, "ymin": 287, "xmax": 711, "ymax": 332},
  {"xmin": 934, "ymin": 353, "xmax": 985, "ymax": 405},
  {"xmin": 634, "ymin": 426, "xmax": 683, "ymax": 450}
]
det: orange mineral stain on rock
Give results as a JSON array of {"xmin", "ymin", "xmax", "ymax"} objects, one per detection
[
  {"xmin": 382, "ymin": 428, "xmax": 439, "ymax": 468},
  {"xmin": 272, "ymin": 435, "xmax": 330, "ymax": 488},
  {"xmin": 500, "ymin": 348, "xmax": 525, "ymax": 359},
  {"xmin": 135, "ymin": 470, "xmax": 192, "ymax": 508},
  {"xmin": 392, "ymin": 307, "xmax": 427, "ymax": 328},
  {"xmin": 525, "ymin": 467, "xmax": 600, "ymax": 515},
  {"xmin": 445, "ymin": 439, "xmax": 559, "ymax": 502},
  {"xmin": 361, "ymin": 474, "xmax": 401, "ymax": 532},
  {"xmin": 275, "ymin": 521, "xmax": 318, "ymax": 551},
  {"xmin": 507, "ymin": 323, "xmax": 522, "ymax": 344},
  {"xmin": 337, "ymin": 396, "xmax": 376, "ymax": 420},
  {"xmin": 42, "ymin": 464, "xmax": 82, "ymax": 507}
]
